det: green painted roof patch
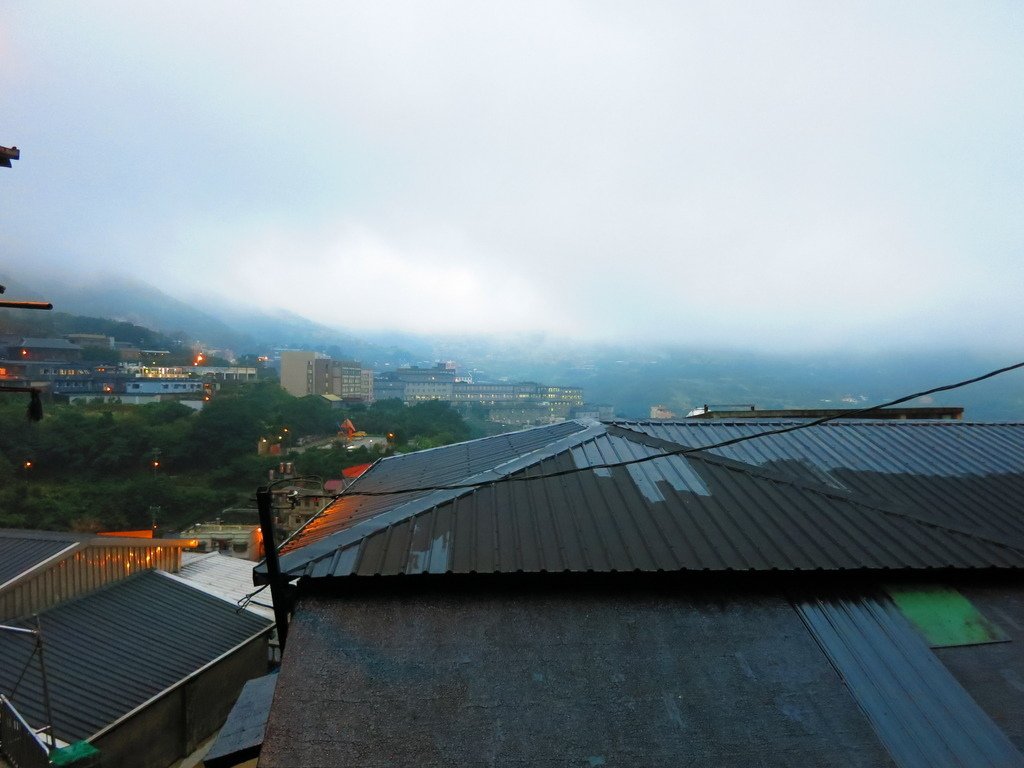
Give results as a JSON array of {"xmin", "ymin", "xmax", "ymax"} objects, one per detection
[
  {"xmin": 885, "ymin": 584, "xmax": 1009, "ymax": 647},
  {"xmin": 50, "ymin": 740, "xmax": 100, "ymax": 765}
]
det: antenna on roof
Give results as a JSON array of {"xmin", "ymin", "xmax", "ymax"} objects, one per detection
[{"xmin": 0, "ymin": 615, "xmax": 58, "ymax": 752}]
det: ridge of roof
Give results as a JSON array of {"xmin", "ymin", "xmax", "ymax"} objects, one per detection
[
  {"xmin": 260, "ymin": 420, "xmax": 1024, "ymax": 582},
  {"xmin": 269, "ymin": 421, "xmax": 605, "ymax": 580}
]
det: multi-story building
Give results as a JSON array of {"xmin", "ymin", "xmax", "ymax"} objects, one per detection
[
  {"xmin": 451, "ymin": 381, "xmax": 584, "ymax": 423},
  {"xmin": 280, "ymin": 350, "xmax": 373, "ymax": 403},
  {"xmin": 180, "ymin": 521, "xmax": 264, "ymax": 561},
  {"xmin": 374, "ymin": 364, "xmax": 585, "ymax": 426},
  {"xmin": 279, "ymin": 350, "xmax": 320, "ymax": 396}
]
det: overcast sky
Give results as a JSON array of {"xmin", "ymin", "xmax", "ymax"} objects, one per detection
[{"xmin": 2, "ymin": 2, "xmax": 1022, "ymax": 350}]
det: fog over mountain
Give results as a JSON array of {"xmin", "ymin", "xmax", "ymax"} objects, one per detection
[
  {"xmin": 4, "ymin": 270, "xmax": 1020, "ymax": 422},
  {"xmin": 2, "ymin": 3, "xmax": 1022, "ymax": 352}
]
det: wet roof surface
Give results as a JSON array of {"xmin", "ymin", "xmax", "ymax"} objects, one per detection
[
  {"xmin": 204, "ymin": 672, "xmax": 278, "ymax": 768},
  {"xmin": 0, "ymin": 570, "xmax": 272, "ymax": 741},
  {"xmin": 796, "ymin": 593, "xmax": 1024, "ymax": 767},
  {"xmin": 260, "ymin": 587, "xmax": 896, "ymax": 768},
  {"xmin": 0, "ymin": 530, "xmax": 79, "ymax": 587},
  {"xmin": 263, "ymin": 420, "xmax": 1024, "ymax": 581}
]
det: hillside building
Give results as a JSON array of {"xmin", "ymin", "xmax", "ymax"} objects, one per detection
[
  {"xmin": 375, "ymin": 365, "xmax": 585, "ymax": 425},
  {"xmin": 279, "ymin": 350, "xmax": 373, "ymax": 402}
]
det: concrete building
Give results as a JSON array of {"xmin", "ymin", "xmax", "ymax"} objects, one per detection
[
  {"xmin": 199, "ymin": 366, "xmax": 258, "ymax": 382},
  {"xmin": 180, "ymin": 522, "xmax": 264, "ymax": 561},
  {"xmin": 376, "ymin": 365, "xmax": 584, "ymax": 425},
  {"xmin": 279, "ymin": 350, "xmax": 320, "ymax": 396},
  {"xmin": 280, "ymin": 351, "xmax": 373, "ymax": 402}
]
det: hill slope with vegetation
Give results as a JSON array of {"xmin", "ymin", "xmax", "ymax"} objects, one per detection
[{"xmin": 0, "ymin": 383, "xmax": 476, "ymax": 533}]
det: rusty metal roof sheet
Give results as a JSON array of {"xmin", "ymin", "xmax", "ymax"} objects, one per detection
[{"xmin": 263, "ymin": 421, "xmax": 1024, "ymax": 581}]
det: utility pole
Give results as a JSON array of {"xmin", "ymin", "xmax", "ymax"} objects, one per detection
[{"xmin": 1, "ymin": 146, "xmax": 54, "ymax": 312}]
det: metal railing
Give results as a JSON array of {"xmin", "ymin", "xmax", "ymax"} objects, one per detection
[{"xmin": 0, "ymin": 695, "xmax": 50, "ymax": 768}]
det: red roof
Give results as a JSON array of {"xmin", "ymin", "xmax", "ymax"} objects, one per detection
[{"xmin": 341, "ymin": 463, "xmax": 372, "ymax": 479}]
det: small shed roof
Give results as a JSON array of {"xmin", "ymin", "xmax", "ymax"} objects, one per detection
[
  {"xmin": 179, "ymin": 551, "xmax": 274, "ymax": 620},
  {"xmin": 259, "ymin": 420, "xmax": 1024, "ymax": 582},
  {"xmin": 203, "ymin": 672, "xmax": 278, "ymax": 768},
  {"xmin": 0, "ymin": 570, "xmax": 272, "ymax": 742}
]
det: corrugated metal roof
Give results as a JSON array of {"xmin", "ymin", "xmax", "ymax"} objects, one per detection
[
  {"xmin": 276, "ymin": 420, "xmax": 593, "ymax": 557},
  {"xmin": 179, "ymin": 552, "xmax": 274, "ymax": 620},
  {"xmin": 264, "ymin": 421, "xmax": 1024, "ymax": 581},
  {"xmin": 0, "ymin": 530, "xmax": 80, "ymax": 587},
  {"xmin": 796, "ymin": 594, "xmax": 1024, "ymax": 767},
  {"xmin": 203, "ymin": 672, "xmax": 277, "ymax": 768},
  {"xmin": 617, "ymin": 420, "xmax": 1024, "ymax": 549},
  {"xmin": 0, "ymin": 570, "xmax": 272, "ymax": 742}
]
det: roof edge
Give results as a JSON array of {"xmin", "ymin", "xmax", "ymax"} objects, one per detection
[
  {"xmin": 267, "ymin": 421, "xmax": 606, "ymax": 579},
  {"xmin": 85, "ymin": 573, "xmax": 273, "ymax": 743},
  {"xmin": 0, "ymin": 541, "xmax": 82, "ymax": 593}
]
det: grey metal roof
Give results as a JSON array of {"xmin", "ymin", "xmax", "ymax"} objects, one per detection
[
  {"xmin": 616, "ymin": 420, "xmax": 1024, "ymax": 549},
  {"xmin": 260, "ymin": 588, "xmax": 896, "ymax": 768},
  {"xmin": 0, "ymin": 530, "xmax": 80, "ymax": 588},
  {"xmin": 796, "ymin": 594, "xmax": 1024, "ymax": 767},
  {"xmin": 0, "ymin": 570, "xmax": 272, "ymax": 742},
  {"xmin": 275, "ymin": 420, "xmax": 592, "ymax": 555},
  {"xmin": 203, "ymin": 672, "xmax": 278, "ymax": 768},
  {"xmin": 179, "ymin": 552, "xmax": 274, "ymax": 620},
  {"xmin": 263, "ymin": 420, "xmax": 1024, "ymax": 581}
]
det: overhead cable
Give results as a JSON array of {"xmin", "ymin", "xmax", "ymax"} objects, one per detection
[{"xmin": 333, "ymin": 359, "xmax": 1024, "ymax": 498}]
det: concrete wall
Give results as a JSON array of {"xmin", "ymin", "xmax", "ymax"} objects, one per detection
[
  {"xmin": 279, "ymin": 351, "xmax": 316, "ymax": 398},
  {"xmin": 91, "ymin": 636, "xmax": 268, "ymax": 768}
]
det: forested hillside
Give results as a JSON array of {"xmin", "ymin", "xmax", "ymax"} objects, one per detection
[{"xmin": 0, "ymin": 383, "xmax": 475, "ymax": 533}]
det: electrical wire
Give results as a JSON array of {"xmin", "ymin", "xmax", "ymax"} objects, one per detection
[
  {"xmin": 237, "ymin": 583, "xmax": 271, "ymax": 614},
  {"xmin": 329, "ymin": 359, "xmax": 1024, "ymax": 499}
]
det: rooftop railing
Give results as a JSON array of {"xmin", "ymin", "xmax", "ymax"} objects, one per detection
[{"xmin": 0, "ymin": 694, "xmax": 49, "ymax": 768}]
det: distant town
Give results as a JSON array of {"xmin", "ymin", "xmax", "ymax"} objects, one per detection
[{"xmin": 0, "ymin": 332, "xmax": 612, "ymax": 428}]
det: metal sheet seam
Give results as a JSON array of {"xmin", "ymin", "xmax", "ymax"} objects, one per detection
[
  {"xmin": 277, "ymin": 423, "xmax": 605, "ymax": 575},
  {"xmin": 612, "ymin": 424, "xmax": 1024, "ymax": 558},
  {"xmin": 795, "ymin": 595, "xmax": 1024, "ymax": 768}
]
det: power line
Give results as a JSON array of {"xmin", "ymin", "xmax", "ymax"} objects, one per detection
[{"xmin": 331, "ymin": 359, "xmax": 1024, "ymax": 499}]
